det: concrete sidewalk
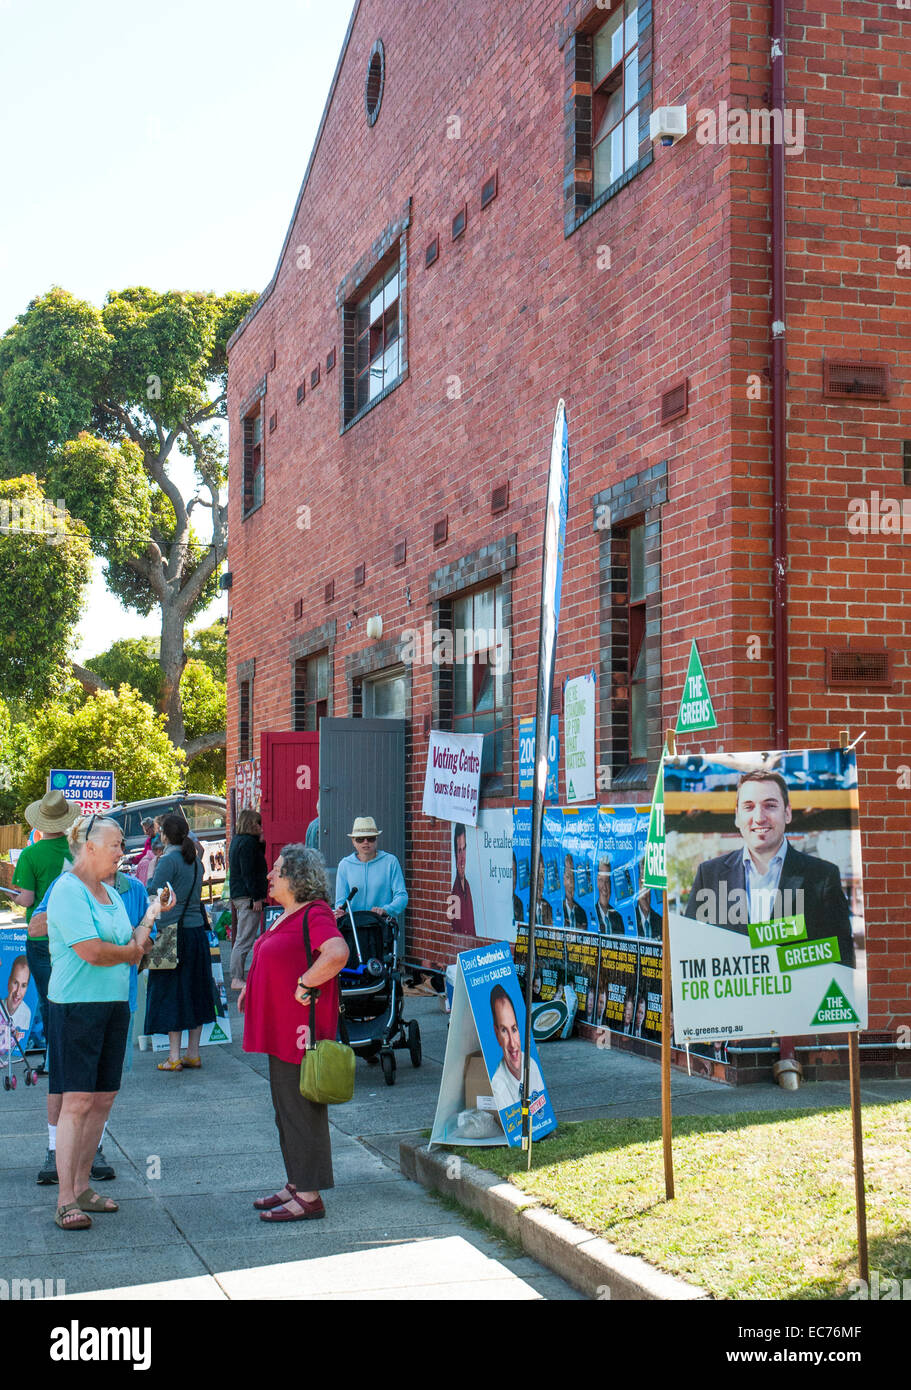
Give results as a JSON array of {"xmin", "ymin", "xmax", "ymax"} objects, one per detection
[
  {"xmin": 2, "ymin": 927, "xmax": 907, "ymax": 1300},
  {"xmin": 0, "ymin": 959, "xmax": 581, "ymax": 1301}
]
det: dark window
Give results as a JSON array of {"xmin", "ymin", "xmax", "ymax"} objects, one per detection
[
  {"xmin": 611, "ymin": 519, "xmax": 648, "ymax": 766},
  {"xmin": 242, "ymin": 408, "xmax": 264, "ymax": 517},
  {"xmin": 347, "ymin": 259, "xmax": 402, "ymax": 418},
  {"xmin": 239, "ymin": 679, "xmax": 251, "ymax": 760},
  {"xmin": 293, "ymin": 650, "xmax": 329, "ymax": 731},
  {"xmin": 447, "ymin": 583, "xmax": 507, "ymax": 781}
]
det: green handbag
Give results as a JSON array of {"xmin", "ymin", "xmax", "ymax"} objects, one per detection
[{"xmin": 298, "ymin": 905, "xmax": 355, "ymax": 1105}]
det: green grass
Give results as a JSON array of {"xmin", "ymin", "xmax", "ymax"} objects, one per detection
[{"xmin": 450, "ymin": 1103, "xmax": 911, "ymax": 1300}]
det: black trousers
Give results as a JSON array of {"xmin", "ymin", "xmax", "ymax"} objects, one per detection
[{"xmin": 268, "ymin": 1055, "xmax": 334, "ymax": 1191}]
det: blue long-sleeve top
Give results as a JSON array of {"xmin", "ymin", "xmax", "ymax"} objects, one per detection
[{"xmin": 334, "ymin": 850, "xmax": 408, "ymax": 918}]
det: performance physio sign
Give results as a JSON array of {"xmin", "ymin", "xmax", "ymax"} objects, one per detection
[
  {"xmin": 48, "ymin": 769, "xmax": 116, "ymax": 813},
  {"xmin": 422, "ymin": 730, "xmax": 484, "ymax": 827},
  {"xmin": 664, "ymin": 747, "xmax": 868, "ymax": 1041}
]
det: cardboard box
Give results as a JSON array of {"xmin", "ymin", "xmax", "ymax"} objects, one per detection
[{"xmin": 463, "ymin": 1051, "xmax": 493, "ymax": 1110}]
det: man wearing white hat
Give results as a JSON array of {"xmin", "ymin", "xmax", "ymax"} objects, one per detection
[{"xmin": 334, "ymin": 816, "xmax": 408, "ymax": 923}]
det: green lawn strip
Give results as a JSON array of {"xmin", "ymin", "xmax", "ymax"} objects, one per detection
[{"xmin": 450, "ymin": 1103, "xmax": 911, "ymax": 1300}]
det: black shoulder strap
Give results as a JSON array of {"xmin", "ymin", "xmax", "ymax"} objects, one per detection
[{"xmin": 301, "ymin": 902, "xmax": 348, "ymax": 1046}]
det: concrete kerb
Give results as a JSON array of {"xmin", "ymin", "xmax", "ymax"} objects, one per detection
[{"xmin": 400, "ymin": 1140, "xmax": 709, "ymax": 1302}]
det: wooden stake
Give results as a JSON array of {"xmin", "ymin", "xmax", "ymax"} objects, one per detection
[
  {"xmin": 839, "ymin": 728, "xmax": 869, "ymax": 1284},
  {"xmin": 661, "ymin": 727, "xmax": 675, "ymax": 1200}
]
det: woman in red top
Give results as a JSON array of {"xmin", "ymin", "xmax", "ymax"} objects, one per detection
[{"xmin": 240, "ymin": 844, "xmax": 348, "ymax": 1222}]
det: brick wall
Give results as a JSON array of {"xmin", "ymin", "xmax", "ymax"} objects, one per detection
[{"xmin": 226, "ymin": 0, "xmax": 908, "ymax": 1024}]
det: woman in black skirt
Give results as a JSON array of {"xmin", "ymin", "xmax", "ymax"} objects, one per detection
[{"xmin": 145, "ymin": 815, "xmax": 215, "ymax": 1071}]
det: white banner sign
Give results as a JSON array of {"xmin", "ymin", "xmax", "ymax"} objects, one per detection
[
  {"xmin": 448, "ymin": 809, "xmax": 515, "ymax": 943},
  {"xmin": 564, "ymin": 672, "xmax": 596, "ymax": 804},
  {"xmin": 422, "ymin": 730, "xmax": 484, "ymax": 826}
]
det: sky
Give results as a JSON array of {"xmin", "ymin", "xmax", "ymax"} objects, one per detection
[{"xmin": 0, "ymin": 0, "xmax": 354, "ymax": 660}]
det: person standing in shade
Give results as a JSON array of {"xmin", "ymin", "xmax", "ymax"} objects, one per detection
[
  {"xmin": 334, "ymin": 817, "xmax": 407, "ymax": 924},
  {"xmin": 228, "ymin": 808, "xmax": 268, "ymax": 990},
  {"xmin": 12, "ymin": 792, "xmax": 80, "ymax": 1071},
  {"xmin": 305, "ymin": 800, "xmax": 320, "ymax": 850},
  {"xmin": 145, "ymin": 815, "xmax": 216, "ymax": 1071}
]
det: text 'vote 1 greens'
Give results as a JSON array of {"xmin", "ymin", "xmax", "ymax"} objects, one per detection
[{"xmin": 663, "ymin": 747, "xmax": 867, "ymax": 1042}]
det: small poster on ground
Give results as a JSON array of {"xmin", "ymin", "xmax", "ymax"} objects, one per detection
[{"xmin": 430, "ymin": 942, "xmax": 557, "ymax": 1148}]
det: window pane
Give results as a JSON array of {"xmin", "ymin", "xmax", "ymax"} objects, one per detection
[
  {"xmin": 384, "ymin": 272, "xmax": 399, "ymax": 308},
  {"xmin": 629, "ymin": 523, "xmax": 645, "ymax": 603},
  {"xmin": 383, "ymin": 301, "xmax": 399, "ymax": 345},
  {"xmin": 370, "ymin": 287, "xmax": 385, "ymax": 325},
  {"xmin": 356, "ymin": 373, "xmax": 369, "ymax": 410},
  {"xmin": 356, "ymin": 299, "xmax": 369, "ymax": 334},
  {"xmin": 624, "ymin": 52, "xmax": 638, "ymax": 112},
  {"xmin": 593, "ymin": 8, "xmax": 624, "ymax": 84},
  {"xmin": 363, "ymin": 671, "xmax": 406, "ymax": 719},
  {"xmin": 452, "ymin": 596, "xmax": 470, "ymax": 632},
  {"xmin": 630, "ymin": 681, "xmax": 647, "ymax": 761},
  {"xmin": 452, "ymin": 656, "xmax": 472, "ymax": 716},
  {"xmin": 625, "ymin": 109, "xmax": 639, "ymax": 168},
  {"xmin": 625, "ymin": 1, "xmax": 639, "ymax": 51},
  {"xmin": 593, "ymin": 137, "xmax": 612, "ymax": 195},
  {"xmin": 595, "ymin": 86, "xmax": 623, "ymax": 144},
  {"xmin": 473, "ymin": 586, "xmax": 494, "ymax": 637},
  {"xmin": 369, "ymin": 361, "xmax": 384, "ymax": 400},
  {"xmin": 473, "ymin": 661, "xmax": 494, "ymax": 713},
  {"xmin": 252, "ymin": 416, "xmax": 262, "ymax": 445},
  {"xmin": 610, "ymin": 123, "xmax": 624, "ymax": 184}
]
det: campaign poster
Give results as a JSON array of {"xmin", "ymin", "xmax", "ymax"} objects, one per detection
[
  {"xmin": 540, "ymin": 807, "xmax": 565, "ymax": 927},
  {"xmin": 564, "ymin": 672, "xmax": 596, "ymax": 804},
  {"xmin": 595, "ymin": 805, "xmax": 654, "ymax": 935},
  {"xmin": 235, "ymin": 758, "xmax": 261, "ymax": 813},
  {"xmin": 517, "ymin": 714, "xmax": 559, "ymax": 803},
  {"xmin": 449, "ymin": 809, "xmax": 514, "ymax": 944},
  {"xmin": 592, "ymin": 936, "xmax": 663, "ymax": 1041},
  {"xmin": 559, "ymin": 806, "xmax": 598, "ymax": 931},
  {"xmin": 0, "ymin": 927, "xmax": 44, "ymax": 1059},
  {"xmin": 665, "ymin": 747, "xmax": 868, "ymax": 1043},
  {"xmin": 48, "ymin": 768, "xmax": 115, "ymax": 814},
  {"xmin": 422, "ymin": 729, "xmax": 484, "ymax": 826},
  {"xmin": 201, "ymin": 839, "xmax": 227, "ymax": 885},
  {"xmin": 514, "ymin": 924, "xmax": 600, "ymax": 1022},
  {"xmin": 430, "ymin": 943, "xmax": 556, "ymax": 1148}
]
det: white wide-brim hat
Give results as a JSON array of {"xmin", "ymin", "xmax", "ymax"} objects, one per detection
[{"xmin": 349, "ymin": 816, "xmax": 382, "ymax": 838}]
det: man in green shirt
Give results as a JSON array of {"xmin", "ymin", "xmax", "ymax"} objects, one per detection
[{"xmin": 11, "ymin": 791, "xmax": 79, "ymax": 1080}]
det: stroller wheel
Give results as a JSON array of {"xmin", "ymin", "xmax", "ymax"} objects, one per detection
[
  {"xmin": 30, "ymin": 1071, "xmax": 39, "ymax": 1086},
  {"xmin": 407, "ymin": 1020, "xmax": 422, "ymax": 1068},
  {"xmin": 24, "ymin": 1070, "xmax": 31, "ymax": 1086},
  {"xmin": 9, "ymin": 1074, "xmax": 16, "ymax": 1090},
  {"xmin": 380, "ymin": 1051, "xmax": 396, "ymax": 1086},
  {"xmin": 2, "ymin": 1075, "xmax": 9, "ymax": 1091}
]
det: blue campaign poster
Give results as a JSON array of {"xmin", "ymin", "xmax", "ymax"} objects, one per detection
[
  {"xmin": 460, "ymin": 943, "xmax": 556, "ymax": 1146},
  {"xmin": 0, "ymin": 927, "xmax": 44, "ymax": 1062},
  {"xmin": 512, "ymin": 805, "xmax": 532, "ymax": 924},
  {"xmin": 540, "ymin": 807, "xmax": 564, "ymax": 927},
  {"xmin": 517, "ymin": 714, "xmax": 559, "ymax": 803},
  {"xmin": 560, "ymin": 806, "xmax": 598, "ymax": 931}
]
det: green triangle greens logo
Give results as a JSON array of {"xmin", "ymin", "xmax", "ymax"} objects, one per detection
[
  {"xmin": 643, "ymin": 760, "xmax": 666, "ymax": 891},
  {"xmin": 208, "ymin": 1020, "xmax": 228, "ymax": 1042},
  {"xmin": 810, "ymin": 979, "xmax": 860, "ymax": 1028},
  {"xmin": 675, "ymin": 640, "xmax": 718, "ymax": 735}
]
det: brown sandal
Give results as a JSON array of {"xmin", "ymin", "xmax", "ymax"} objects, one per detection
[
  {"xmin": 76, "ymin": 1187, "xmax": 119, "ymax": 1213},
  {"xmin": 55, "ymin": 1202, "xmax": 92, "ymax": 1230}
]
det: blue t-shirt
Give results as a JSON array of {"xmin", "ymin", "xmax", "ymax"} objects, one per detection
[{"xmin": 47, "ymin": 872, "xmax": 134, "ymax": 1004}]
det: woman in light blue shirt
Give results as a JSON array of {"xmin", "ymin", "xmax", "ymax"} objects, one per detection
[{"xmin": 45, "ymin": 816, "xmax": 166, "ymax": 1231}]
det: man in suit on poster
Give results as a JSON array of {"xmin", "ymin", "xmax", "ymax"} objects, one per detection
[{"xmin": 684, "ymin": 770, "xmax": 855, "ymax": 967}]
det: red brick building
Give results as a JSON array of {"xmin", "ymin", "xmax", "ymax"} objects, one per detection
[{"xmin": 226, "ymin": 0, "xmax": 909, "ymax": 1066}]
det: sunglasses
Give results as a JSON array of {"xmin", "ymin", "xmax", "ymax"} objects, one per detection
[
  {"xmin": 354, "ymin": 835, "xmax": 377, "ymax": 843},
  {"xmin": 85, "ymin": 814, "xmax": 124, "ymax": 852}
]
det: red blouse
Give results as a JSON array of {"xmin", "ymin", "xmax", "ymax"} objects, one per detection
[{"xmin": 242, "ymin": 900, "xmax": 345, "ymax": 1066}]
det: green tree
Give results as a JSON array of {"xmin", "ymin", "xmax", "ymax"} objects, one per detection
[
  {"xmin": 17, "ymin": 684, "xmax": 185, "ymax": 815},
  {"xmin": 0, "ymin": 475, "xmax": 93, "ymax": 703},
  {"xmin": 0, "ymin": 286, "xmax": 256, "ymax": 747},
  {"xmin": 186, "ymin": 617, "xmax": 226, "ymax": 683},
  {"xmin": 84, "ymin": 636, "xmax": 162, "ymax": 706}
]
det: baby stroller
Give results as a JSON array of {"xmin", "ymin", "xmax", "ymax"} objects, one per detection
[
  {"xmin": 336, "ymin": 888, "xmax": 422, "ymax": 1086},
  {"xmin": 0, "ymin": 1000, "xmax": 39, "ymax": 1091}
]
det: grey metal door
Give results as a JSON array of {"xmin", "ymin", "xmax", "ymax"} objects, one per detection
[{"xmin": 318, "ymin": 717, "xmax": 407, "ymax": 947}]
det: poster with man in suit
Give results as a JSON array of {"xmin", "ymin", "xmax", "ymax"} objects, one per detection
[{"xmin": 665, "ymin": 748, "xmax": 867, "ymax": 1044}]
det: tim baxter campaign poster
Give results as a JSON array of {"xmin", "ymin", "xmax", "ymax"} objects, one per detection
[{"xmin": 664, "ymin": 747, "xmax": 868, "ymax": 1043}]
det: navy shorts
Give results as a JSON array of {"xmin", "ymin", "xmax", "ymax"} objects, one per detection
[{"xmin": 46, "ymin": 1001, "xmax": 130, "ymax": 1094}]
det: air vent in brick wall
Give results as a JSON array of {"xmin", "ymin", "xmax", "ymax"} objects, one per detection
[
  {"xmin": 293, "ymin": 598, "xmax": 303, "ymax": 621},
  {"xmin": 393, "ymin": 540, "xmax": 407, "ymax": 566},
  {"xmin": 324, "ymin": 579, "xmax": 335, "ymax": 604},
  {"xmin": 268, "ymin": 350, "xmax": 276, "ymax": 372},
  {"xmin": 433, "ymin": 516, "xmax": 448, "ymax": 547},
  {"xmin": 354, "ymin": 563, "xmax": 366, "ymax": 587},
  {"xmin": 452, "ymin": 205, "xmax": 467, "ymax": 241},
  {"xmin": 311, "ymin": 364, "xmax": 321, "ymax": 389},
  {"xmin": 296, "ymin": 383, "xmax": 305, "ymax": 405},
  {"xmin": 481, "ymin": 171, "xmax": 498, "ymax": 208},
  {"xmin": 823, "ymin": 360, "xmax": 889, "ymax": 401},
  {"xmin": 268, "ymin": 412, "xmax": 277, "ymax": 433},
  {"xmin": 425, "ymin": 236, "xmax": 439, "ymax": 269},
  {"xmin": 326, "ymin": 348, "xmax": 336, "ymax": 373},
  {"xmin": 660, "ymin": 378, "xmax": 688, "ymax": 426},
  {"xmin": 491, "ymin": 482, "xmax": 509, "ymax": 514},
  {"xmin": 903, "ymin": 441, "xmax": 911, "ymax": 487},
  {"xmin": 825, "ymin": 647, "xmax": 892, "ymax": 690}
]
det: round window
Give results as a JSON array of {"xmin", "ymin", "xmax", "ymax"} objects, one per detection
[{"xmin": 365, "ymin": 40, "xmax": 385, "ymax": 126}]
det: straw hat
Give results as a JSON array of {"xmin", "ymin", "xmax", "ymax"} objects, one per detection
[
  {"xmin": 24, "ymin": 789, "xmax": 81, "ymax": 835},
  {"xmin": 348, "ymin": 816, "xmax": 382, "ymax": 838}
]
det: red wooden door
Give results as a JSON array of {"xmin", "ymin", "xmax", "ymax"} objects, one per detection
[{"xmin": 259, "ymin": 731, "xmax": 319, "ymax": 897}]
